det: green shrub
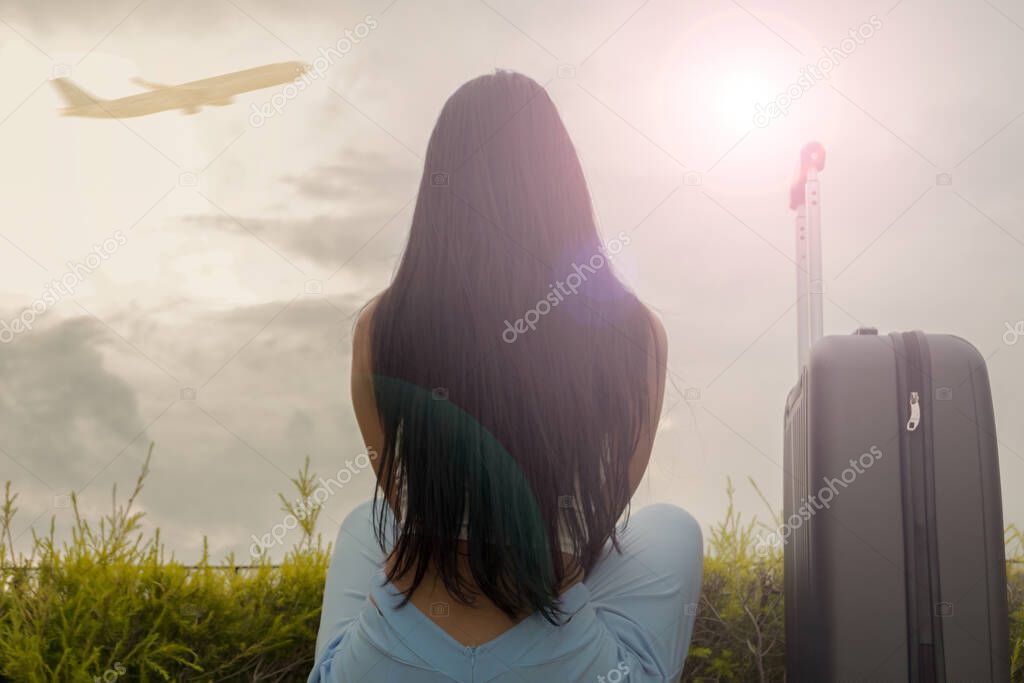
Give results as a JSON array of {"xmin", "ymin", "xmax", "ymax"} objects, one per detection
[
  {"xmin": 681, "ymin": 480, "xmax": 784, "ymax": 682},
  {"xmin": 0, "ymin": 446, "xmax": 327, "ymax": 682},
  {"xmin": 0, "ymin": 450, "xmax": 1020, "ymax": 681},
  {"xmin": 1008, "ymin": 525, "xmax": 1024, "ymax": 680}
]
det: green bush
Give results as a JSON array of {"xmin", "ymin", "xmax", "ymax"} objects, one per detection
[
  {"xmin": 0, "ymin": 447, "xmax": 328, "ymax": 682},
  {"xmin": 681, "ymin": 480, "xmax": 784, "ymax": 682},
  {"xmin": 0, "ymin": 450, "xmax": 1020, "ymax": 681}
]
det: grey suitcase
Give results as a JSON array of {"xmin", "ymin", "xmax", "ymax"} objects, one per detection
[{"xmin": 783, "ymin": 143, "xmax": 1010, "ymax": 682}]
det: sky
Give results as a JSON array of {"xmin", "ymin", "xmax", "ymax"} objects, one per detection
[{"xmin": 0, "ymin": 0, "xmax": 1022, "ymax": 563}]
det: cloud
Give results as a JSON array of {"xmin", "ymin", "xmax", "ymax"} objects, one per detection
[
  {"xmin": 186, "ymin": 211, "xmax": 407, "ymax": 274},
  {"xmin": 124, "ymin": 295, "xmax": 373, "ymax": 561},
  {"xmin": 188, "ymin": 148, "xmax": 419, "ymax": 274},
  {"xmin": 282, "ymin": 148, "xmax": 419, "ymax": 204},
  {"xmin": 0, "ymin": 0, "xmax": 226, "ymax": 38},
  {"xmin": 0, "ymin": 316, "xmax": 147, "ymax": 488},
  {"xmin": 0, "ymin": 294, "xmax": 374, "ymax": 560}
]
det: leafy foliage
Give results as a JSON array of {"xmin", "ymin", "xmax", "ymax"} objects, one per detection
[
  {"xmin": 0, "ymin": 446, "xmax": 328, "ymax": 682},
  {"xmin": 1008, "ymin": 524, "xmax": 1024, "ymax": 681},
  {"xmin": 681, "ymin": 479, "xmax": 784, "ymax": 682}
]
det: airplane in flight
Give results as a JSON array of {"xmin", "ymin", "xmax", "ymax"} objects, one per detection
[{"xmin": 51, "ymin": 61, "xmax": 309, "ymax": 118}]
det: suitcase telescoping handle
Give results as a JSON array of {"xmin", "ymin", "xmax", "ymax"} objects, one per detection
[{"xmin": 790, "ymin": 142, "xmax": 826, "ymax": 370}]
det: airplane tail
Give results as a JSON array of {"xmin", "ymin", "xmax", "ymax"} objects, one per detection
[{"xmin": 50, "ymin": 78, "xmax": 101, "ymax": 107}]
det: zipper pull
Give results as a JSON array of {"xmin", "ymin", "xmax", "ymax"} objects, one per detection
[{"xmin": 906, "ymin": 391, "xmax": 921, "ymax": 432}]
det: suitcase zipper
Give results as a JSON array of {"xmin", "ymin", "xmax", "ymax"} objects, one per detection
[
  {"xmin": 907, "ymin": 391, "xmax": 921, "ymax": 431},
  {"xmin": 896, "ymin": 331, "xmax": 946, "ymax": 683}
]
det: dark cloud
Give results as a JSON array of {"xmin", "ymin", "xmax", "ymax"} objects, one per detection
[
  {"xmin": 0, "ymin": 294, "xmax": 373, "ymax": 559},
  {"xmin": 0, "ymin": 316, "xmax": 147, "ymax": 488},
  {"xmin": 189, "ymin": 148, "xmax": 419, "ymax": 272},
  {"xmin": 123, "ymin": 296, "xmax": 373, "ymax": 560}
]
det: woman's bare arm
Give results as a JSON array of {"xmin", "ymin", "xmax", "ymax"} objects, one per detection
[{"xmin": 350, "ymin": 298, "xmax": 397, "ymax": 509}]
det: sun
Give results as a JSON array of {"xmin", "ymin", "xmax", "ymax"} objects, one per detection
[{"xmin": 713, "ymin": 70, "xmax": 776, "ymax": 133}]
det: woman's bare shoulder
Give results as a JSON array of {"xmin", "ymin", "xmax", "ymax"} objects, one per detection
[{"xmin": 352, "ymin": 295, "xmax": 382, "ymax": 366}]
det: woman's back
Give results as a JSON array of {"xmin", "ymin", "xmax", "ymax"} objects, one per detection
[{"xmin": 310, "ymin": 71, "xmax": 702, "ymax": 683}]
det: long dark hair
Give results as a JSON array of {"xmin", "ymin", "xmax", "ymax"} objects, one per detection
[{"xmin": 369, "ymin": 70, "xmax": 660, "ymax": 622}]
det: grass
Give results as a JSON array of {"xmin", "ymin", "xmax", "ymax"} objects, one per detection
[{"xmin": 0, "ymin": 447, "xmax": 1020, "ymax": 682}]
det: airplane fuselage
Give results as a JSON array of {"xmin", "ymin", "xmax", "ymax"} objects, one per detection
[{"xmin": 58, "ymin": 61, "xmax": 308, "ymax": 118}]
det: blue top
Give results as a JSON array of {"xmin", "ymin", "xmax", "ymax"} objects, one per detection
[
  {"xmin": 309, "ymin": 569, "xmax": 640, "ymax": 682},
  {"xmin": 309, "ymin": 501, "xmax": 703, "ymax": 683}
]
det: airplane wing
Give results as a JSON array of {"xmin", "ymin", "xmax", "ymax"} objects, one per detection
[
  {"xmin": 132, "ymin": 77, "xmax": 171, "ymax": 90},
  {"xmin": 51, "ymin": 78, "xmax": 102, "ymax": 106},
  {"xmin": 54, "ymin": 82, "xmax": 199, "ymax": 118}
]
